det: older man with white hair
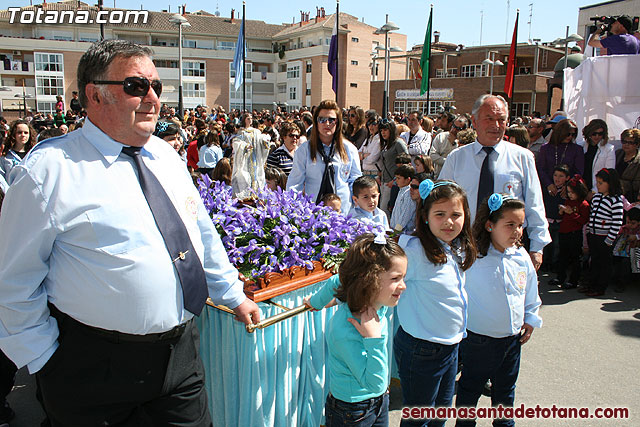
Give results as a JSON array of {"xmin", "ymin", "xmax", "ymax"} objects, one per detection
[{"xmin": 439, "ymin": 94, "xmax": 550, "ymax": 269}]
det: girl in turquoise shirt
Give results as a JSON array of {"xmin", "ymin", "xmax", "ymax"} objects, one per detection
[
  {"xmin": 394, "ymin": 180, "xmax": 477, "ymax": 427},
  {"xmin": 307, "ymin": 233, "xmax": 407, "ymax": 427}
]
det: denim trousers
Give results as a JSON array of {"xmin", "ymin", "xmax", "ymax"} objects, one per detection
[
  {"xmin": 394, "ymin": 326, "xmax": 459, "ymax": 427},
  {"xmin": 325, "ymin": 392, "xmax": 389, "ymax": 427},
  {"xmin": 455, "ymin": 331, "xmax": 522, "ymax": 427}
]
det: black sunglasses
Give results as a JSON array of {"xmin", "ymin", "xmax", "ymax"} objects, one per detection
[
  {"xmin": 451, "ymin": 123, "xmax": 466, "ymax": 131},
  {"xmin": 92, "ymin": 76, "xmax": 163, "ymax": 97},
  {"xmin": 591, "ymin": 131, "xmax": 604, "ymax": 136},
  {"xmin": 568, "ymin": 131, "xmax": 578, "ymax": 137},
  {"xmin": 317, "ymin": 117, "xmax": 337, "ymax": 124},
  {"xmin": 410, "ymin": 183, "xmax": 420, "ymax": 189}
]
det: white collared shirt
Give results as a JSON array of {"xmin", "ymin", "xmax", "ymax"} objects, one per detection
[
  {"xmin": 0, "ymin": 119, "xmax": 246, "ymax": 373},
  {"xmin": 439, "ymin": 140, "xmax": 551, "ymax": 252},
  {"xmin": 465, "ymin": 245, "xmax": 543, "ymax": 337}
]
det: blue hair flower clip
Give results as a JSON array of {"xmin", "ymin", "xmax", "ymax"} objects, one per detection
[
  {"xmin": 487, "ymin": 193, "xmax": 504, "ymax": 213},
  {"xmin": 419, "ymin": 179, "xmax": 435, "ymax": 200},
  {"xmin": 155, "ymin": 121, "xmax": 170, "ymax": 134},
  {"xmin": 419, "ymin": 179, "xmax": 458, "ymax": 201},
  {"xmin": 488, "ymin": 193, "xmax": 518, "ymax": 213}
]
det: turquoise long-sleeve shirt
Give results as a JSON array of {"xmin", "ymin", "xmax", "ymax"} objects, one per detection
[{"xmin": 309, "ymin": 275, "xmax": 389, "ymax": 402}]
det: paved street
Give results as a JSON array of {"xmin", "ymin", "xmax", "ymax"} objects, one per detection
[{"xmin": 7, "ymin": 273, "xmax": 640, "ymax": 426}]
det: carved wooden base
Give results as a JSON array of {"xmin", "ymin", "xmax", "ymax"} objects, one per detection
[{"xmin": 242, "ymin": 260, "xmax": 333, "ymax": 302}]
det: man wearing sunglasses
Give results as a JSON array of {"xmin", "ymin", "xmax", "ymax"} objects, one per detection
[
  {"xmin": 430, "ymin": 115, "xmax": 469, "ymax": 176},
  {"xmin": 400, "ymin": 111, "xmax": 432, "ymax": 158},
  {"xmin": 526, "ymin": 118, "xmax": 546, "ymax": 159},
  {"xmin": 0, "ymin": 39, "xmax": 259, "ymax": 426}
]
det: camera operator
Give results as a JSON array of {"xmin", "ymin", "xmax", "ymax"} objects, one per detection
[{"xmin": 588, "ymin": 15, "xmax": 639, "ymax": 55}]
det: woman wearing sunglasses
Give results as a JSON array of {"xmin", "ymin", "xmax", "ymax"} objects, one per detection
[
  {"xmin": 615, "ymin": 129, "xmax": 640, "ymax": 202},
  {"xmin": 537, "ymin": 119, "xmax": 585, "ymax": 197},
  {"xmin": 581, "ymin": 119, "xmax": 614, "ymax": 195},
  {"xmin": 359, "ymin": 118, "xmax": 381, "ymax": 179},
  {"xmin": 266, "ymin": 121, "xmax": 300, "ymax": 176},
  {"xmin": 376, "ymin": 119, "xmax": 408, "ymax": 216},
  {"xmin": 287, "ymin": 99, "xmax": 362, "ymax": 214},
  {"xmin": 344, "ymin": 106, "xmax": 367, "ymax": 149}
]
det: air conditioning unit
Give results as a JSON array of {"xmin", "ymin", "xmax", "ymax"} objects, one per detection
[{"xmin": 13, "ymin": 51, "xmax": 21, "ymax": 55}]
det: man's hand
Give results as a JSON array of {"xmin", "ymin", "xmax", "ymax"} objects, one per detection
[
  {"xmin": 233, "ymin": 299, "xmax": 261, "ymax": 325},
  {"xmin": 520, "ymin": 323, "xmax": 534, "ymax": 344},
  {"xmin": 529, "ymin": 251, "xmax": 542, "ymax": 271}
]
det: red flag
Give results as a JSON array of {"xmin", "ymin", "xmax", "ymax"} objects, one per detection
[
  {"xmin": 413, "ymin": 58, "xmax": 422, "ymax": 81},
  {"xmin": 504, "ymin": 12, "xmax": 518, "ymax": 99}
]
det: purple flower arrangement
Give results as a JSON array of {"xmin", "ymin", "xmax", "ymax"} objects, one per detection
[{"xmin": 197, "ymin": 175, "xmax": 383, "ymax": 280}]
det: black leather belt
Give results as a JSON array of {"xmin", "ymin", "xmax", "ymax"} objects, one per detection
[{"xmin": 50, "ymin": 304, "xmax": 190, "ymax": 344}]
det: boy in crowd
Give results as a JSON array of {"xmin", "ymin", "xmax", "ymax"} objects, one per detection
[
  {"xmin": 389, "ymin": 164, "xmax": 416, "ymax": 234},
  {"xmin": 321, "ymin": 193, "xmax": 342, "ymax": 213},
  {"xmin": 542, "ymin": 164, "xmax": 570, "ymax": 272},
  {"xmin": 388, "ymin": 153, "xmax": 412, "ymax": 213},
  {"xmin": 349, "ymin": 176, "xmax": 390, "ymax": 230}
]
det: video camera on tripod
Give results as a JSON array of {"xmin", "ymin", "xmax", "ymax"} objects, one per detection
[{"xmin": 589, "ymin": 15, "xmax": 639, "ymax": 35}]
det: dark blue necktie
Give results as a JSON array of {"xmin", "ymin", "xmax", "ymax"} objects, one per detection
[
  {"xmin": 122, "ymin": 146, "xmax": 208, "ymax": 315},
  {"xmin": 477, "ymin": 146, "xmax": 495, "ymax": 211}
]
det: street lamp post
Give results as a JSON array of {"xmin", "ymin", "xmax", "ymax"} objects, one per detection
[
  {"xmin": 169, "ymin": 13, "xmax": 191, "ymax": 117},
  {"xmin": 375, "ymin": 16, "xmax": 400, "ymax": 118},
  {"xmin": 552, "ymin": 27, "xmax": 583, "ymax": 108},
  {"xmin": 482, "ymin": 51, "xmax": 504, "ymax": 95}
]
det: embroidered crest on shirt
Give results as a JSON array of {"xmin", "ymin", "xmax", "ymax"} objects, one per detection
[
  {"xmin": 185, "ymin": 197, "xmax": 198, "ymax": 220},
  {"xmin": 516, "ymin": 271, "xmax": 527, "ymax": 290}
]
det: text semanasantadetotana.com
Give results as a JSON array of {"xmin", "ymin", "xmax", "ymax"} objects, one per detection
[{"xmin": 402, "ymin": 404, "xmax": 630, "ymax": 420}]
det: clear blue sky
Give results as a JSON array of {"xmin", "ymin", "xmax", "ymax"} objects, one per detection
[{"xmin": 10, "ymin": 0, "xmax": 590, "ymax": 48}]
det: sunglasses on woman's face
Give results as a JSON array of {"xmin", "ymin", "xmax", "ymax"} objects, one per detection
[
  {"xmin": 92, "ymin": 76, "xmax": 163, "ymax": 97},
  {"xmin": 591, "ymin": 131, "xmax": 604, "ymax": 137},
  {"xmin": 568, "ymin": 131, "xmax": 578, "ymax": 137},
  {"xmin": 410, "ymin": 183, "xmax": 420, "ymax": 190},
  {"xmin": 317, "ymin": 117, "xmax": 337, "ymax": 124},
  {"xmin": 622, "ymin": 140, "xmax": 637, "ymax": 145},
  {"xmin": 289, "ymin": 134, "xmax": 300, "ymax": 139}
]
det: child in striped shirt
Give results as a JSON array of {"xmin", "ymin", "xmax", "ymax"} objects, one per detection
[{"xmin": 582, "ymin": 168, "xmax": 624, "ymax": 297}]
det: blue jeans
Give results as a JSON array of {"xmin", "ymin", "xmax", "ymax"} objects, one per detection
[
  {"xmin": 325, "ymin": 392, "xmax": 389, "ymax": 427},
  {"xmin": 394, "ymin": 326, "xmax": 459, "ymax": 427},
  {"xmin": 455, "ymin": 331, "xmax": 522, "ymax": 427}
]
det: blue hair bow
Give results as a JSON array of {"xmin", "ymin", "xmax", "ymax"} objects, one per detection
[
  {"xmin": 419, "ymin": 179, "xmax": 458, "ymax": 201},
  {"xmin": 488, "ymin": 193, "xmax": 517, "ymax": 213},
  {"xmin": 155, "ymin": 121, "xmax": 170, "ymax": 134}
]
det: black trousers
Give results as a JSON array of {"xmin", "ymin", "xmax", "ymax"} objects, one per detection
[
  {"xmin": 37, "ymin": 308, "xmax": 212, "ymax": 426},
  {"xmin": 586, "ymin": 234, "xmax": 613, "ymax": 293},
  {"xmin": 0, "ymin": 349, "xmax": 17, "ymax": 402},
  {"xmin": 557, "ymin": 230, "xmax": 582, "ymax": 284}
]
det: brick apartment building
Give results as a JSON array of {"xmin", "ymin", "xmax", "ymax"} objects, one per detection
[
  {"xmin": 0, "ymin": 0, "xmax": 406, "ymax": 119},
  {"xmin": 371, "ymin": 35, "xmax": 567, "ymax": 118}
]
